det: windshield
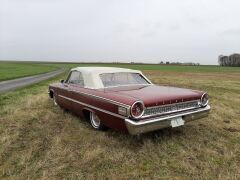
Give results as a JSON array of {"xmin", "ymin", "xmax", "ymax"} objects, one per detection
[{"xmin": 100, "ymin": 72, "xmax": 150, "ymax": 88}]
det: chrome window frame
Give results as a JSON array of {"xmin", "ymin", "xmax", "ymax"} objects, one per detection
[
  {"xmin": 65, "ymin": 70, "xmax": 85, "ymax": 87},
  {"xmin": 99, "ymin": 72, "xmax": 152, "ymax": 88}
]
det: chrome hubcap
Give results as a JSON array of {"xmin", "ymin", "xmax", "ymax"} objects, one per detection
[
  {"xmin": 91, "ymin": 112, "xmax": 100, "ymax": 128},
  {"xmin": 53, "ymin": 95, "xmax": 58, "ymax": 106}
]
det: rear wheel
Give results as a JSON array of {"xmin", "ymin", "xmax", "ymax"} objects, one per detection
[{"xmin": 89, "ymin": 111, "xmax": 106, "ymax": 130}]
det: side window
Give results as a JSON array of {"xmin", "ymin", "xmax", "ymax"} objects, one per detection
[
  {"xmin": 78, "ymin": 72, "xmax": 84, "ymax": 86},
  {"xmin": 67, "ymin": 71, "xmax": 84, "ymax": 86}
]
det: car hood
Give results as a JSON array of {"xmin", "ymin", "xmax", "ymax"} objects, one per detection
[{"xmin": 106, "ymin": 85, "xmax": 203, "ymax": 107}]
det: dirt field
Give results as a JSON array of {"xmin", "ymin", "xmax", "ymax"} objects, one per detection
[{"xmin": 0, "ymin": 68, "xmax": 240, "ymax": 179}]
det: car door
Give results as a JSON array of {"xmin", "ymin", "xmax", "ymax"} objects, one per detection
[
  {"xmin": 56, "ymin": 71, "xmax": 76, "ymax": 110},
  {"xmin": 67, "ymin": 71, "xmax": 85, "ymax": 115}
]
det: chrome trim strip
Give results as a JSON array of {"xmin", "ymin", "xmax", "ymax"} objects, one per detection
[
  {"xmin": 126, "ymin": 105, "xmax": 210, "ymax": 126},
  {"xmin": 142, "ymin": 100, "xmax": 201, "ymax": 118},
  {"xmin": 140, "ymin": 73, "xmax": 153, "ymax": 84},
  {"xmin": 145, "ymin": 99, "xmax": 199, "ymax": 109},
  {"xmin": 102, "ymin": 84, "xmax": 152, "ymax": 89},
  {"xmin": 58, "ymin": 94, "xmax": 126, "ymax": 119},
  {"xmin": 63, "ymin": 86, "xmax": 131, "ymax": 109}
]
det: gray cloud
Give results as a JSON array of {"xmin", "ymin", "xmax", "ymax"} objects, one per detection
[{"xmin": 0, "ymin": 0, "xmax": 240, "ymax": 65}]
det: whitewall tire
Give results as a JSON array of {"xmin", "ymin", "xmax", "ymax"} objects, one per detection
[
  {"xmin": 89, "ymin": 111, "xmax": 106, "ymax": 130},
  {"xmin": 53, "ymin": 94, "xmax": 58, "ymax": 106}
]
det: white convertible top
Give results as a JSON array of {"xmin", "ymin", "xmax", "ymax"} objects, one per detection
[
  {"xmin": 70, "ymin": 67, "xmax": 151, "ymax": 89},
  {"xmin": 71, "ymin": 66, "xmax": 141, "ymax": 74}
]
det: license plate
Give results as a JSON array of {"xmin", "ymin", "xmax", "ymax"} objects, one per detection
[{"xmin": 170, "ymin": 117, "xmax": 184, "ymax": 128}]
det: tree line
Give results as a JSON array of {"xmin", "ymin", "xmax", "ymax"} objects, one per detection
[{"xmin": 218, "ymin": 54, "xmax": 240, "ymax": 66}]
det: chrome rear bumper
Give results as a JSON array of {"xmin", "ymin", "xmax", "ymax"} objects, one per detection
[{"xmin": 125, "ymin": 105, "xmax": 211, "ymax": 135}]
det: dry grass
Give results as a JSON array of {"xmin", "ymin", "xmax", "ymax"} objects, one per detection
[{"xmin": 0, "ymin": 71, "xmax": 240, "ymax": 179}]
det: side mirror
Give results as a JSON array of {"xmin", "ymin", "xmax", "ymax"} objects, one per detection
[{"xmin": 60, "ymin": 79, "xmax": 65, "ymax": 83}]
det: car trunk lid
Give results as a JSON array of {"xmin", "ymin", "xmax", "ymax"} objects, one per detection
[{"xmin": 105, "ymin": 85, "xmax": 202, "ymax": 107}]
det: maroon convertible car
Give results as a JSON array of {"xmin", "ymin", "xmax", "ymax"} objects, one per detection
[{"xmin": 48, "ymin": 67, "xmax": 210, "ymax": 134}]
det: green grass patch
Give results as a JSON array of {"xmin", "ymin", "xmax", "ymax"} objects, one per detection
[
  {"xmin": 50, "ymin": 63, "xmax": 240, "ymax": 73},
  {"xmin": 1, "ymin": 61, "xmax": 240, "ymax": 81},
  {"xmin": 0, "ymin": 62, "xmax": 58, "ymax": 81}
]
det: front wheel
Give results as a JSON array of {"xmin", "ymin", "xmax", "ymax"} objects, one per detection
[
  {"xmin": 89, "ymin": 111, "xmax": 106, "ymax": 130},
  {"xmin": 53, "ymin": 94, "xmax": 58, "ymax": 106}
]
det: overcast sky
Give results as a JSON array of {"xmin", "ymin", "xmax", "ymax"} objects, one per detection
[{"xmin": 0, "ymin": 0, "xmax": 240, "ymax": 65}]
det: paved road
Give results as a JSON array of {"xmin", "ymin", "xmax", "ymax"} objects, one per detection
[{"xmin": 0, "ymin": 69, "xmax": 66, "ymax": 93}]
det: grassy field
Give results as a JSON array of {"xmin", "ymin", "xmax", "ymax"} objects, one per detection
[
  {"xmin": 1, "ymin": 61, "xmax": 240, "ymax": 82},
  {"xmin": 0, "ymin": 64, "xmax": 240, "ymax": 179},
  {"xmin": 0, "ymin": 62, "xmax": 58, "ymax": 81},
  {"xmin": 53, "ymin": 62, "xmax": 240, "ymax": 73}
]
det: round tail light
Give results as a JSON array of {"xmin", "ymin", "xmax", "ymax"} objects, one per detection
[
  {"xmin": 201, "ymin": 93, "xmax": 209, "ymax": 107},
  {"xmin": 131, "ymin": 101, "xmax": 145, "ymax": 119}
]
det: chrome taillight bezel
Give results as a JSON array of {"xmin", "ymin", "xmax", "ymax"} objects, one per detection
[
  {"xmin": 200, "ymin": 93, "xmax": 209, "ymax": 107},
  {"xmin": 130, "ymin": 101, "xmax": 145, "ymax": 119}
]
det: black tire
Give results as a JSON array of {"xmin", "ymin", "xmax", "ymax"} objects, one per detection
[{"xmin": 89, "ymin": 111, "xmax": 106, "ymax": 130}]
